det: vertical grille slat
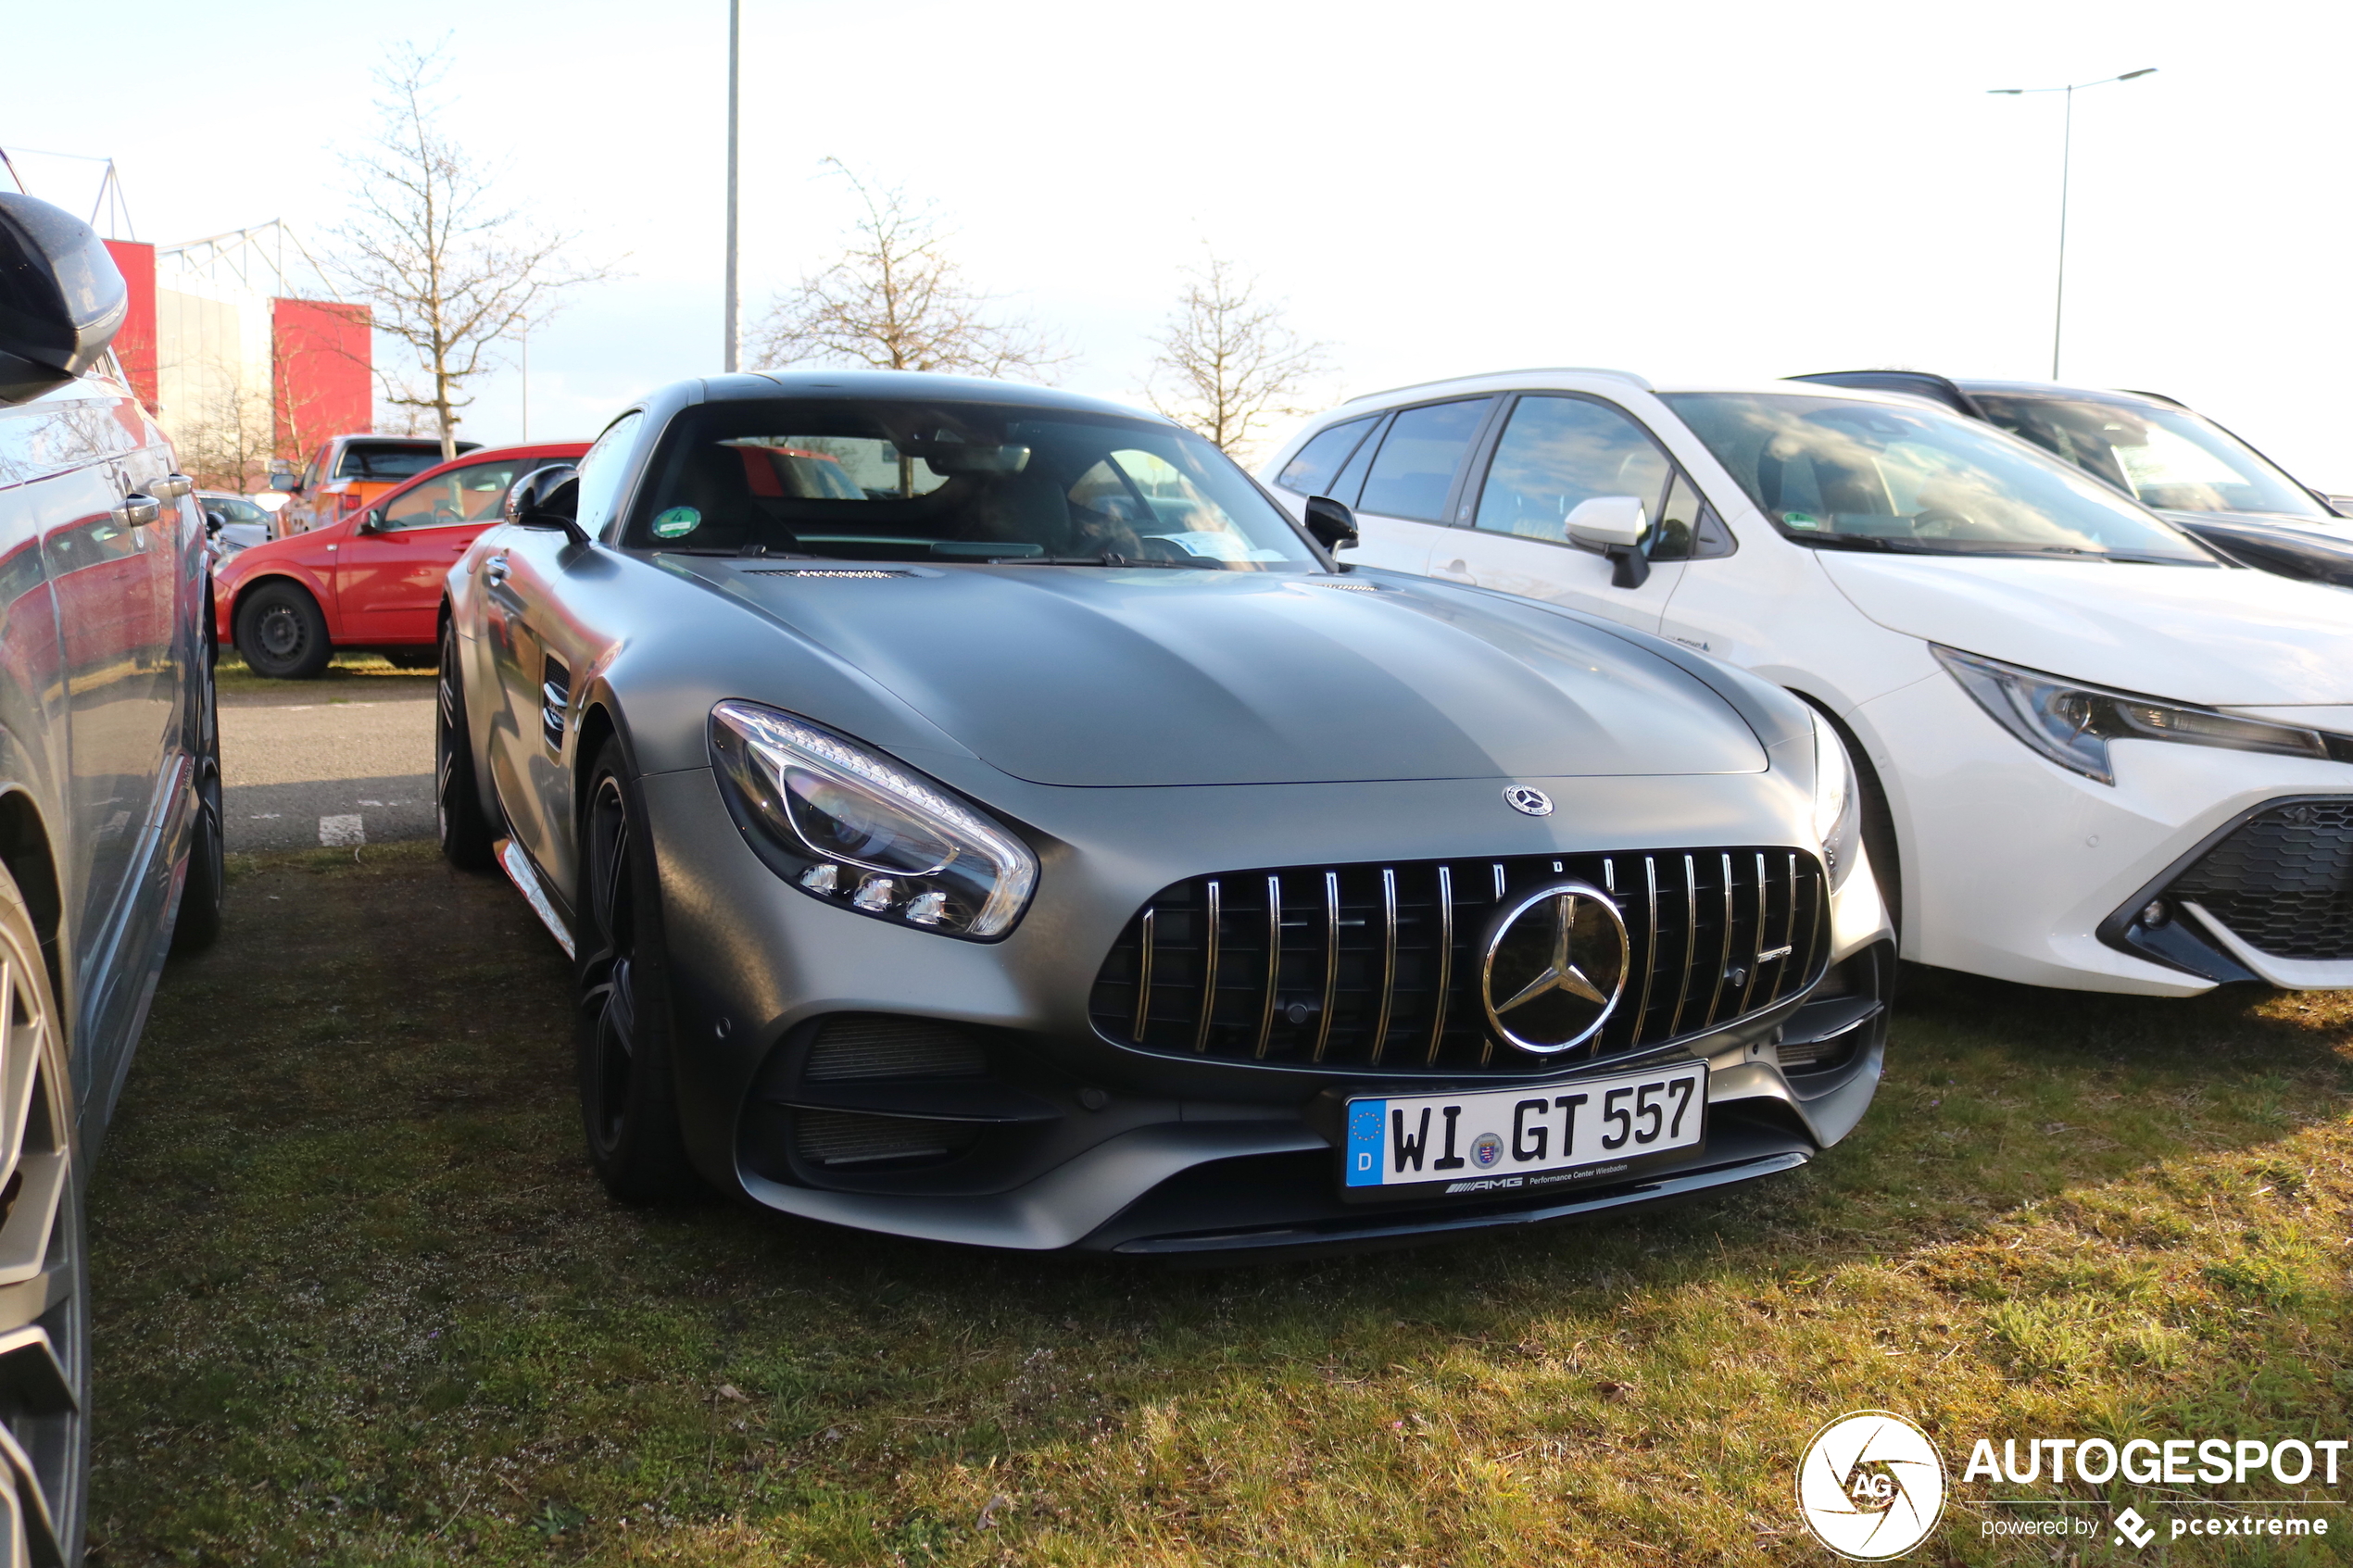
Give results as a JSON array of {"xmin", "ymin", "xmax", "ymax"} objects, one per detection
[
  {"xmin": 1368, "ymin": 869, "xmax": 1399, "ymax": 1064},
  {"xmin": 1191, "ymin": 879, "xmax": 1221, "ymax": 1052},
  {"xmin": 1426, "ymin": 865, "xmax": 1455, "ymax": 1065},
  {"xmin": 1131, "ymin": 908, "xmax": 1155, "ymax": 1043},
  {"xmin": 1311, "ymin": 872, "xmax": 1340, "ymax": 1062},
  {"xmin": 1093, "ymin": 846, "xmax": 1829, "ymax": 1074},
  {"xmin": 1253, "ymin": 873, "xmax": 1282, "ymax": 1060}
]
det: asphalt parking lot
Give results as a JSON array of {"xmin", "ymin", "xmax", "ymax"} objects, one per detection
[{"xmin": 220, "ymin": 660, "xmax": 435, "ymax": 851}]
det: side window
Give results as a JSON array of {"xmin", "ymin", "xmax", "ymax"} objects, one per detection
[
  {"xmin": 1325, "ymin": 412, "xmax": 1387, "ymax": 507},
  {"xmin": 1274, "ymin": 415, "xmax": 1378, "ymax": 497},
  {"xmin": 380, "ymin": 459, "xmax": 538, "ymax": 531},
  {"xmin": 576, "ymin": 411, "xmax": 645, "ymax": 537},
  {"xmin": 1356, "ymin": 398, "xmax": 1492, "ymax": 523},
  {"xmin": 1472, "ymin": 395, "xmax": 1670, "ymax": 545}
]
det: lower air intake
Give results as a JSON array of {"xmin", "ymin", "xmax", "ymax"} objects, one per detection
[
  {"xmin": 804, "ymin": 1014, "xmax": 988, "ymax": 1082},
  {"xmin": 793, "ymin": 1110, "xmax": 980, "ymax": 1168}
]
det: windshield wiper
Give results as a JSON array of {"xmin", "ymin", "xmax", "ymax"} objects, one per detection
[{"xmin": 981, "ymin": 551, "xmax": 1220, "ymax": 569}]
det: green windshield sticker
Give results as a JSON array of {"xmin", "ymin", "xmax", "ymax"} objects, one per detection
[
  {"xmin": 651, "ymin": 507, "xmax": 701, "ymax": 539},
  {"xmin": 1782, "ymin": 510, "xmax": 1821, "ymax": 531}
]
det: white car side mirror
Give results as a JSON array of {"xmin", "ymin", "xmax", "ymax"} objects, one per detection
[{"xmin": 1565, "ymin": 495, "xmax": 1648, "ymax": 550}]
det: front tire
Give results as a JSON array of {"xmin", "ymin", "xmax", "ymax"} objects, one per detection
[
  {"xmin": 434, "ymin": 622, "xmax": 497, "ymax": 872},
  {"xmin": 233, "ymin": 581, "xmax": 332, "ymax": 680},
  {"xmin": 576, "ymin": 737, "xmax": 698, "ymax": 1202},
  {"xmin": 0, "ymin": 859, "xmax": 90, "ymax": 1564}
]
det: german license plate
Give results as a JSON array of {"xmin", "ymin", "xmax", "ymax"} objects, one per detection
[{"xmin": 1340, "ymin": 1061, "xmax": 1706, "ymax": 1201}]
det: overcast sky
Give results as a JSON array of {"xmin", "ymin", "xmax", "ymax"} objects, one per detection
[{"xmin": 8, "ymin": 0, "xmax": 2349, "ymax": 483}]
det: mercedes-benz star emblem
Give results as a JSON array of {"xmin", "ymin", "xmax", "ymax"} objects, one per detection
[
  {"xmin": 1479, "ymin": 882, "xmax": 1629, "ymax": 1054},
  {"xmin": 1504, "ymin": 785, "xmax": 1554, "ymax": 817}
]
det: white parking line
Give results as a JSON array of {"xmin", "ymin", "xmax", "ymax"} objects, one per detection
[{"xmin": 319, "ymin": 814, "xmax": 365, "ymax": 847}]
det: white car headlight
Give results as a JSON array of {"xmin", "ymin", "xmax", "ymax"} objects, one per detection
[
  {"xmin": 709, "ymin": 700, "xmax": 1038, "ymax": 938},
  {"xmin": 1809, "ymin": 709, "xmax": 1861, "ymax": 891},
  {"xmin": 1932, "ymin": 645, "xmax": 2338, "ymax": 786}
]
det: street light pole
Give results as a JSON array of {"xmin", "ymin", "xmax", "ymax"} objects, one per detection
[
  {"xmin": 1989, "ymin": 68, "xmax": 2156, "ymax": 380},
  {"xmin": 724, "ymin": 0, "xmax": 740, "ymax": 374}
]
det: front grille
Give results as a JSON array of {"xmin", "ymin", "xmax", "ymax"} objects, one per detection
[
  {"xmin": 1088, "ymin": 848, "xmax": 1827, "ymax": 1073},
  {"xmin": 2173, "ymin": 799, "xmax": 2353, "ymax": 960}
]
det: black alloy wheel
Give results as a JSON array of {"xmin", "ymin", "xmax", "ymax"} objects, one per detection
[
  {"xmin": 233, "ymin": 581, "xmax": 332, "ymax": 680},
  {"xmin": 576, "ymin": 738, "xmax": 698, "ymax": 1201},
  {"xmin": 434, "ymin": 623, "xmax": 497, "ymax": 871},
  {"xmin": 171, "ymin": 617, "xmax": 224, "ymax": 953},
  {"xmin": 0, "ymin": 859, "xmax": 90, "ymax": 1564}
]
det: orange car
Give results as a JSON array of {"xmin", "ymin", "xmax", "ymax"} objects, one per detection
[
  {"xmin": 223, "ymin": 440, "xmax": 585, "ymax": 676},
  {"xmin": 269, "ymin": 433, "xmax": 482, "ymax": 536}
]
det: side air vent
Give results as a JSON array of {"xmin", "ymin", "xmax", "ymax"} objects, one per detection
[
  {"xmin": 540, "ymin": 654, "xmax": 570, "ymax": 753},
  {"xmin": 803, "ymin": 1014, "xmax": 988, "ymax": 1082}
]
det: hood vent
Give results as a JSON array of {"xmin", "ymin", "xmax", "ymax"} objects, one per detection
[{"xmin": 743, "ymin": 568, "xmax": 913, "ymax": 579}]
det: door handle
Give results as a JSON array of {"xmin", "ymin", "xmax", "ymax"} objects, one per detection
[{"xmin": 112, "ymin": 494, "xmax": 162, "ymax": 528}]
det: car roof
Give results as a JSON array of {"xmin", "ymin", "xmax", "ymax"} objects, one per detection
[
  {"xmin": 695, "ymin": 369, "xmax": 1176, "ymax": 426},
  {"xmin": 376, "ymin": 441, "xmax": 591, "ymax": 491},
  {"xmin": 1327, "ymin": 367, "xmax": 1936, "ymax": 411}
]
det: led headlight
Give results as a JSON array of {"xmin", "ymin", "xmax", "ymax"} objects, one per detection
[
  {"xmin": 1809, "ymin": 709, "xmax": 1861, "ymax": 891},
  {"xmin": 1933, "ymin": 645, "xmax": 2340, "ymax": 786},
  {"xmin": 709, "ymin": 700, "xmax": 1038, "ymax": 938}
]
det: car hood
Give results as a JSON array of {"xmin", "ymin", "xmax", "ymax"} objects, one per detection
[
  {"xmin": 1816, "ymin": 552, "xmax": 2353, "ymax": 705},
  {"xmin": 694, "ymin": 564, "xmax": 1768, "ymax": 785}
]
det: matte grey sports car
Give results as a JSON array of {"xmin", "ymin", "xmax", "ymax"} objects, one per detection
[{"xmin": 438, "ymin": 370, "xmax": 1892, "ymax": 1255}]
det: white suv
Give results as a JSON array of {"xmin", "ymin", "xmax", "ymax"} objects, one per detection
[{"xmin": 1264, "ymin": 370, "xmax": 2353, "ymax": 997}]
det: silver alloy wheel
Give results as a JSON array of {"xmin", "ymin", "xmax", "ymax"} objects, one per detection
[{"xmin": 0, "ymin": 871, "xmax": 85, "ymax": 1565}]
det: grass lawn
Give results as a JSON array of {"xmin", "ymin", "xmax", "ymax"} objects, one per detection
[
  {"xmin": 87, "ymin": 841, "xmax": 2353, "ymax": 1564},
  {"xmin": 214, "ymin": 651, "xmax": 436, "ymax": 699}
]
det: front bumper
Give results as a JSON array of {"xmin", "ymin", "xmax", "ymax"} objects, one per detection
[
  {"xmin": 639, "ymin": 763, "xmax": 1891, "ymax": 1252},
  {"xmin": 1856, "ymin": 668, "xmax": 2353, "ymax": 994}
]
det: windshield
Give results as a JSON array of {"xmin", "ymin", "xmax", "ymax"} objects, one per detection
[
  {"xmin": 1969, "ymin": 392, "xmax": 2331, "ymax": 520},
  {"xmin": 625, "ymin": 400, "xmax": 1319, "ymax": 569},
  {"xmin": 334, "ymin": 442, "xmax": 453, "ymax": 483},
  {"xmin": 202, "ymin": 495, "xmax": 268, "ymax": 522},
  {"xmin": 1660, "ymin": 392, "xmax": 2213, "ymax": 563}
]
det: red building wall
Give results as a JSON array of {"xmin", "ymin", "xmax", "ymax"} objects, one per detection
[
  {"xmin": 101, "ymin": 240, "xmax": 157, "ymax": 409},
  {"xmin": 271, "ymin": 298, "xmax": 371, "ymax": 462}
]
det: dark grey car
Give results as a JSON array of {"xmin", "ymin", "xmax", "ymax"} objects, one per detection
[
  {"xmin": 438, "ymin": 370, "xmax": 1890, "ymax": 1256},
  {"xmin": 0, "ymin": 193, "xmax": 223, "ymax": 1562}
]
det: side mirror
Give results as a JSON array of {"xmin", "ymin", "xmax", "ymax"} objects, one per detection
[
  {"xmin": 1565, "ymin": 495, "xmax": 1652, "ymax": 589},
  {"xmin": 1302, "ymin": 495, "xmax": 1359, "ymax": 555},
  {"xmin": 354, "ymin": 508, "xmax": 384, "ymax": 534},
  {"xmin": 204, "ymin": 508, "xmax": 225, "ymax": 536},
  {"xmin": 0, "ymin": 194, "xmax": 128, "ymax": 407},
  {"xmin": 505, "ymin": 464, "xmax": 586, "ymax": 546},
  {"xmin": 268, "ymin": 469, "xmax": 299, "ymax": 493}
]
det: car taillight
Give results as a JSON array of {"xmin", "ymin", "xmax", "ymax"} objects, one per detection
[{"xmin": 339, "ymin": 491, "xmax": 366, "ymax": 516}]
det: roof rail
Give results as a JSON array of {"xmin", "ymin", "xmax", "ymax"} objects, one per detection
[
  {"xmin": 1343, "ymin": 366, "xmax": 1653, "ymax": 405},
  {"xmin": 1785, "ymin": 369, "xmax": 1982, "ymax": 418},
  {"xmin": 2117, "ymin": 388, "xmax": 2186, "ymax": 408}
]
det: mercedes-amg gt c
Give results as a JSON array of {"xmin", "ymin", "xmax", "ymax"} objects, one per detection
[{"xmin": 437, "ymin": 370, "xmax": 1890, "ymax": 1256}]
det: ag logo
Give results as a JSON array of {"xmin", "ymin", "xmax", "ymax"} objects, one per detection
[{"xmin": 1796, "ymin": 1411, "xmax": 1945, "ymax": 1561}]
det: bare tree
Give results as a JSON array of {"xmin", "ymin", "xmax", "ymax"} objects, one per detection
[
  {"xmin": 1147, "ymin": 248, "xmax": 1331, "ymax": 460},
  {"xmin": 751, "ymin": 160, "xmax": 1062, "ymax": 380},
  {"xmin": 330, "ymin": 41, "xmax": 610, "ymax": 458},
  {"xmin": 169, "ymin": 352, "xmax": 274, "ymax": 492}
]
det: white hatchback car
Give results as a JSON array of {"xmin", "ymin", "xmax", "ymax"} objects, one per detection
[{"xmin": 1263, "ymin": 370, "xmax": 2353, "ymax": 997}]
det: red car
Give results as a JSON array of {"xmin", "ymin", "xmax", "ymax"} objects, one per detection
[
  {"xmin": 220, "ymin": 440, "xmax": 587, "ymax": 678},
  {"xmin": 270, "ymin": 433, "xmax": 482, "ymax": 537}
]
